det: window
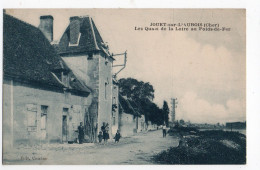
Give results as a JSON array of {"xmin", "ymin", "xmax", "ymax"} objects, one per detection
[
  {"xmin": 105, "ymin": 77, "xmax": 109, "ymax": 99},
  {"xmin": 69, "ymin": 33, "xmax": 81, "ymax": 46},
  {"xmin": 105, "ymin": 82, "xmax": 108, "ymax": 99},
  {"xmin": 113, "ymin": 117, "xmax": 116, "ymax": 125},
  {"xmin": 26, "ymin": 104, "xmax": 37, "ymax": 131},
  {"xmin": 41, "ymin": 106, "xmax": 48, "ymax": 130},
  {"xmin": 113, "ymin": 97, "xmax": 116, "ymax": 104}
]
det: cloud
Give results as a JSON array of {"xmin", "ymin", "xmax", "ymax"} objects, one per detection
[
  {"xmin": 118, "ymin": 31, "xmax": 245, "ymax": 123},
  {"xmin": 177, "ymin": 91, "xmax": 245, "ymax": 124}
]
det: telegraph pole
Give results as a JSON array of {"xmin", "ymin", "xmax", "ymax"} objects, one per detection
[{"xmin": 171, "ymin": 98, "xmax": 178, "ymax": 123}]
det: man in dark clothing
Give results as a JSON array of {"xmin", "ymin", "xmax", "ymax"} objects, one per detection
[
  {"xmin": 78, "ymin": 122, "xmax": 84, "ymax": 144},
  {"xmin": 98, "ymin": 131, "xmax": 103, "ymax": 143},
  {"xmin": 101, "ymin": 122, "xmax": 106, "ymax": 142},
  {"xmin": 162, "ymin": 124, "xmax": 167, "ymax": 138}
]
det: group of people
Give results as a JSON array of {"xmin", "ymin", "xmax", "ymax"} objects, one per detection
[
  {"xmin": 77, "ymin": 122, "xmax": 121, "ymax": 144},
  {"xmin": 98, "ymin": 122, "xmax": 110, "ymax": 143},
  {"xmin": 78, "ymin": 122, "xmax": 167, "ymax": 145},
  {"xmin": 98, "ymin": 122, "xmax": 121, "ymax": 144}
]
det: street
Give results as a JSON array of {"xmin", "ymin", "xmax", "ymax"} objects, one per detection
[{"xmin": 3, "ymin": 130, "xmax": 179, "ymax": 165}]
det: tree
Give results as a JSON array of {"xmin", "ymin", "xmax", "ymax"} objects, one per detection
[
  {"xmin": 118, "ymin": 78, "xmax": 154, "ymax": 102},
  {"xmin": 119, "ymin": 78, "xmax": 165, "ymax": 125},
  {"xmin": 145, "ymin": 102, "xmax": 164, "ymax": 125},
  {"xmin": 162, "ymin": 101, "xmax": 170, "ymax": 127}
]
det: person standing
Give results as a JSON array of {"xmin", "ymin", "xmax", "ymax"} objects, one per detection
[
  {"xmin": 162, "ymin": 124, "xmax": 167, "ymax": 138},
  {"xmin": 104, "ymin": 123, "xmax": 110, "ymax": 143},
  {"xmin": 114, "ymin": 130, "xmax": 121, "ymax": 143},
  {"xmin": 101, "ymin": 122, "xmax": 106, "ymax": 142},
  {"xmin": 78, "ymin": 122, "xmax": 84, "ymax": 144},
  {"xmin": 98, "ymin": 131, "xmax": 103, "ymax": 143}
]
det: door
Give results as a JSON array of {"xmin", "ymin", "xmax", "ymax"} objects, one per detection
[
  {"xmin": 62, "ymin": 115, "xmax": 68, "ymax": 142},
  {"xmin": 62, "ymin": 108, "xmax": 69, "ymax": 142},
  {"xmin": 41, "ymin": 105, "xmax": 48, "ymax": 140}
]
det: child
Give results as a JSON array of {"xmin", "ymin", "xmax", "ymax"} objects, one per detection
[
  {"xmin": 114, "ymin": 130, "xmax": 121, "ymax": 143},
  {"xmin": 98, "ymin": 131, "xmax": 103, "ymax": 143}
]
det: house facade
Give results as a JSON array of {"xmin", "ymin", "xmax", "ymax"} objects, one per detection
[
  {"xmin": 3, "ymin": 14, "xmax": 93, "ymax": 150},
  {"xmin": 56, "ymin": 16, "xmax": 117, "ymax": 140}
]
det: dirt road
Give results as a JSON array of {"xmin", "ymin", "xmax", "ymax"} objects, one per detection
[{"xmin": 3, "ymin": 130, "xmax": 179, "ymax": 165}]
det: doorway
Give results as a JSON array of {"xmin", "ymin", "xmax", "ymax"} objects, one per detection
[
  {"xmin": 41, "ymin": 105, "xmax": 48, "ymax": 140},
  {"xmin": 62, "ymin": 108, "xmax": 69, "ymax": 142}
]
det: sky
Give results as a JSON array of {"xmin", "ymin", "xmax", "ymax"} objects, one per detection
[{"xmin": 5, "ymin": 9, "xmax": 246, "ymax": 124}]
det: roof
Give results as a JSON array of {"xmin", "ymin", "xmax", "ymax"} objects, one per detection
[
  {"xmin": 58, "ymin": 16, "xmax": 113, "ymax": 59},
  {"xmin": 119, "ymin": 94, "xmax": 141, "ymax": 116},
  {"xmin": 3, "ymin": 14, "xmax": 65, "ymax": 88},
  {"xmin": 68, "ymin": 75, "xmax": 92, "ymax": 95},
  {"xmin": 3, "ymin": 14, "xmax": 91, "ymax": 94}
]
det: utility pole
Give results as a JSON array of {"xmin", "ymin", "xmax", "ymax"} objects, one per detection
[{"xmin": 171, "ymin": 98, "xmax": 178, "ymax": 123}]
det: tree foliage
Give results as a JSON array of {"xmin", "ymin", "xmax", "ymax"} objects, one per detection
[
  {"xmin": 118, "ymin": 78, "xmax": 154, "ymax": 102},
  {"xmin": 118, "ymin": 78, "xmax": 166, "ymax": 125},
  {"xmin": 146, "ymin": 102, "xmax": 164, "ymax": 125}
]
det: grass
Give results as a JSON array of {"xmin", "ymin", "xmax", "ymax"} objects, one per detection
[{"xmin": 153, "ymin": 127, "xmax": 246, "ymax": 164}]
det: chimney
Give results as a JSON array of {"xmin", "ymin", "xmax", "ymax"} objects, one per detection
[
  {"xmin": 69, "ymin": 16, "xmax": 81, "ymax": 45},
  {"xmin": 39, "ymin": 15, "xmax": 54, "ymax": 42}
]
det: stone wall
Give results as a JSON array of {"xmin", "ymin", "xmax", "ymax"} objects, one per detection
[
  {"xmin": 119, "ymin": 113, "xmax": 136, "ymax": 137},
  {"xmin": 137, "ymin": 115, "xmax": 147, "ymax": 132},
  {"xmin": 111, "ymin": 83, "xmax": 119, "ymax": 135},
  {"xmin": 2, "ymin": 79, "xmax": 13, "ymax": 150}
]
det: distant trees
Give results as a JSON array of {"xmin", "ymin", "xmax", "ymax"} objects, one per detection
[
  {"xmin": 162, "ymin": 101, "xmax": 170, "ymax": 127},
  {"xmin": 118, "ymin": 78, "xmax": 167, "ymax": 126}
]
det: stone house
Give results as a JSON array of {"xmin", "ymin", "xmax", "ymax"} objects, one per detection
[
  {"xmin": 3, "ymin": 14, "xmax": 93, "ymax": 150},
  {"xmin": 54, "ymin": 15, "xmax": 119, "ymax": 139}
]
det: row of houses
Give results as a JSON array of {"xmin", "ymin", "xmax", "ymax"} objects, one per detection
[{"xmin": 3, "ymin": 13, "xmax": 152, "ymax": 150}]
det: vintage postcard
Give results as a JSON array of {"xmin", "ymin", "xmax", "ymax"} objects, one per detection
[{"xmin": 2, "ymin": 9, "xmax": 246, "ymax": 165}]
